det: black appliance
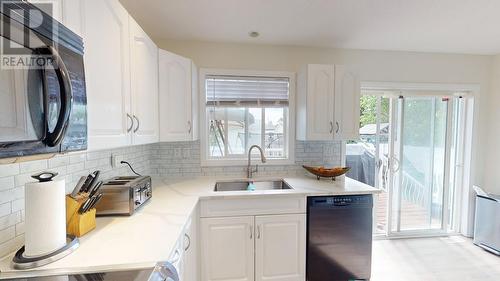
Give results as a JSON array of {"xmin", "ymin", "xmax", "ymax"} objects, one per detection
[
  {"xmin": 307, "ymin": 195, "xmax": 373, "ymax": 281},
  {"xmin": 0, "ymin": 1, "xmax": 86, "ymax": 159},
  {"xmin": 6, "ymin": 261, "xmax": 179, "ymax": 281}
]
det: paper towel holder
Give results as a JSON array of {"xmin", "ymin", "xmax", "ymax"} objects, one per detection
[
  {"xmin": 31, "ymin": 171, "xmax": 58, "ymax": 182},
  {"xmin": 11, "ymin": 235, "xmax": 79, "ymax": 269}
]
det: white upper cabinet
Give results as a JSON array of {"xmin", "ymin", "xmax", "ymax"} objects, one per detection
[
  {"xmin": 83, "ymin": 0, "xmax": 132, "ymax": 150},
  {"xmin": 28, "ymin": 0, "xmax": 63, "ymax": 22},
  {"xmin": 255, "ymin": 214, "xmax": 306, "ymax": 281},
  {"xmin": 297, "ymin": 64, "xmax": 335, "ymax": 140},
  {"xmin": 334, "ymin": 65, "xmax": 360, "ymax": 140},
  {"xmin": 158, "ymin": 50, "xmax": 199, "ymax": 142},
  {"xmin": 28, "ymin": 0, "xmax": 84, "ymax": 36},
  {"xmin": 129, "ymin": 16, "xmax": 159, "ymax": 145},
  {"xmin": 296, "ymin": 64, "xmax": 360, "ymax": 141},
  {"xmin": 82, "ymin": 0, "xmax": 160, "ymax": 150},
  {"xmin": 0, "ymin": 70, "xmax": 33, "ymax": 142}
]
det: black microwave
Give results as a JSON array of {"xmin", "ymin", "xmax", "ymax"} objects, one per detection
[{"xmin": 0, "ymin": 1, "xmax": 87, "ymax": 160}]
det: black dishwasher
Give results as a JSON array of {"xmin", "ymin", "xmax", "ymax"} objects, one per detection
[{"xmin": 307, "ymin": 195, "xmax": 373, "ymax": 281}]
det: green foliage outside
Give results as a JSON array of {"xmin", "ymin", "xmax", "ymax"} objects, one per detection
[
  {"xmin": 359, "ymin": 95, "xmax": 447, "ymax": 147},
  {"xmin": 359, "ymin": 95, "xmax": 389, "ymax": 128}
]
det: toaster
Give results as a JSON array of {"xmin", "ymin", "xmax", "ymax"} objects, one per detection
[{"xmin": 95, "ymin": 176, "xmax": 152, "ymax": 216}]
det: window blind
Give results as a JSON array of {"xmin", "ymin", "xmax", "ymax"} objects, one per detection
[{"xmin": 206, "ymin": 75, "xmax": 289, "ymax": 107}]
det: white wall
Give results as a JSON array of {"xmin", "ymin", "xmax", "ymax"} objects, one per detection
[
  {"xmin": 484, "ymin": 55, "xmax": 500, "ymax": 194},
  {"xmin": 157, "ymin": 39, "xmax": 493, "ymax": 195}
]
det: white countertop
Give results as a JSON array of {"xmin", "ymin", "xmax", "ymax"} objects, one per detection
[{"xmin": 0, "ymin": 175, "xmax": 379, "ymax": 279}]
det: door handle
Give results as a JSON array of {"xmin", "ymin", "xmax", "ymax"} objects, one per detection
[
  {"xmin": 336, "ymin": 121, "xmax": 340, "ymax": 134},
  {"xmin": 126, "ymin": 114, "xmax": 134, "ymax": 132},
  {"xmin": 329, "ymin": 121, "xmax": 334, "ymax": 134},
  {"xmin": 249, "ymin": 225, "xmax": 253, "ymax": 239},
  {"xmin": 43, "ymin": 46, "xmax": 73, "ymax": 147},
  {"xmin": 133, "ymin": 115, "xmax": 140, "ymax": 133},
  {"xmin": 392, "ymin": 157, "xmax": 401, "ymax": 173},
  {"xmin": 188, "ymin": 121, "xmax": 192, "ymax": 134},
  {"xmin": 257, "ymin": 225, "xmax": 261, "ymax": 239}
]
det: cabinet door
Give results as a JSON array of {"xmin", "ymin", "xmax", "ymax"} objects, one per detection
[
  {"xmin": 29, "ymin": 0, "xmax": 83, "ymax": 36},
  {"xmin": 83, "ymin": 0, "xmax": 132, "ymax": 150},
  {"xmin": 183, "ymin": 211, "xmax": 199, "ymax": 281},
  {"xmin": 0, "ymin": 70, "xmax": 33, "ymax": 142},
  {"xmin": 159, "ymin": 50, "xmax": 193, "ymax": 142},
  {"xmin": 129, "ymin": 17, "xmax": 159, "ymax": 145},
  {"xmin": 334, "ymin": 65, "xmax": 360, "ymax": 140},
  {"xmin": 28, "ymin": 0, "xmax": 63, "ymax": 22},
  {"xmin": 306, "ymin": 64, "xmax": 335, "ymax": 140},
  {"xmin": 255, "ymin": 214, "xmax": 306, "ymax": 281},
  {"xmin": 61, "ymin": 0, "xmax": 84, "ymax": 36},
  {"xmin": 170, "ymin": 237, "xmax": 185, "ymax": 281},
  {"xmin": 201, "ymin": 216, "xmax": 254, "ymax": 281}
]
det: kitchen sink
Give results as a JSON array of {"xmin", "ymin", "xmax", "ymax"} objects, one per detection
[{"xmin": 214, "ymin": 179, "xmax": 293, "ymax": 192}]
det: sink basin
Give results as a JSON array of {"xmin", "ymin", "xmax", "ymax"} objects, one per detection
[{"xmin": 214, "ymin": 180, "xmax": 293, "ymax": 192}]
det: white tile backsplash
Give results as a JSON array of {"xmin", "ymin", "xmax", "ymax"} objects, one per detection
[
  {"xmin": 0, "ymin": 140, "xmax": 340, "ymax": 258},
  {"xmin": 150, "ymin": 140, "xmax": 341, "ymax": 178},
  {"xmin": 0, "ymin": 144, "xmax": 153, "ymax": 258}
]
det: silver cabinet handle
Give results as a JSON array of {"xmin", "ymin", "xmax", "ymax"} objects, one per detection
[
  {"xmin": 133, "ymin": 115, "xmax": 140, "ymax": 133},
  {"xmin": 250, "ymin": 225, "xmax": 253, "ymax": 239},
  {"xmin": 188, "ymin": 121, "xmax": 192, "ymax": 134},
  {"xmin": 329, "ymin": 121, "xmax": 334, "ymax": 134},
  {"xmin": 336, "ymin": 121, "xmax": 340, "ymax": 134},
  {"xmin": 257, "ymin": 225, "xmax": 261, "ymax": 239},
  {"xmin": 184, "ymin": 233, "xmax": 191, "ymax": 251},
  {"xmin": 126, "ymin": 114, "xmax": 134, "ymax": 132},
  {"xmin": 169, "ymin": 249, "xmax": 180, "ymax": 264}
]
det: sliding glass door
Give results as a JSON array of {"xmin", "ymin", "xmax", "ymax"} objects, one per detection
[
  {"xmin": 388, "ymin": 96, "xmax": 454, "ymax": 234},
  {"xmin": 347, "ymin": 90, "xmax": 465, "ymax": 237}
]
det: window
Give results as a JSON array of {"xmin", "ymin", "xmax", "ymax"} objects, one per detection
[{"xmin": 201, "ymin": 71, "xmax": 295, "ymax": 164}]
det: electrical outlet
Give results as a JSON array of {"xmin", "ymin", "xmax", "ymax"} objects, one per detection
[{"xmin": 111, "ymin": 154, "xmax": 124, "ymax": 168}]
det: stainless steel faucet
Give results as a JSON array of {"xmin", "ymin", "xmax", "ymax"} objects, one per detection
[{"xmin": 247, "ymin": 145, "xmax": 267, "ymax": 178}]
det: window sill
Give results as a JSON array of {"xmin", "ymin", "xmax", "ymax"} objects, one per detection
[{"xmin": 200, "ymin": 158, "xmax": 295, "ymax": 167}]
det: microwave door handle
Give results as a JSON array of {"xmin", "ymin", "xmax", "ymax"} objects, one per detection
[{"xmin": 43, "ymin": 45, "xmax": 73, "ymax": 147}]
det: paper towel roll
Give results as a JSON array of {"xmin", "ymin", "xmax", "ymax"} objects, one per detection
[{"xmin": 24, "ymin": 178, "xmax": 66, "ymax": 257}]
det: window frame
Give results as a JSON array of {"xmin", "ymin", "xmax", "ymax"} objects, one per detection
[{"xmin": 199, "ymin": 68, "xmax": 296, "ymax": 167}]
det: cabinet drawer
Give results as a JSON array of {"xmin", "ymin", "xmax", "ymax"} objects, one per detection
[{"xmin": 200, "ymin": 196, "xmax": 306, "ymax": 217}]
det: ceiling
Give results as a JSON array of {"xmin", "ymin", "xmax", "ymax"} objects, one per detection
[{"xmin": 119, "ymin": 0, "xmax": 500, "ymax": 55}]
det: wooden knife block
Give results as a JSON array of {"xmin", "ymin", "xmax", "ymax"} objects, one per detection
[{"xmin": 66, "ymin": 195, "xmax": 96, "ymax": 237}]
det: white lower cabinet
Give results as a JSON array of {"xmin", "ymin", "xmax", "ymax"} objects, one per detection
[
  {"xmin": 255, "ymin": 214, "xmax": 306, "ymax": 281},
  {"xmin": 201, "ymin": 216, "xmax": 255, "ymax": 281},
  {"xmin": 201, "ymin": 214, "xmax": 306, "ymax": 281},
  {"xmin": 183, "ymin": 209, "xmax": 199, "ymax": 281}
]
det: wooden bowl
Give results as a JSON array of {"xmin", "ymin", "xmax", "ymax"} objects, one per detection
[{"xmin": 302, "ymin": 165, "xmax": 350, "ymax": 181}]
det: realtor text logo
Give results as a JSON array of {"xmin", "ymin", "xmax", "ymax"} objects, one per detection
[{"xmin": 1, "ymin": 0, "xmax": 56, "ymax": 69}]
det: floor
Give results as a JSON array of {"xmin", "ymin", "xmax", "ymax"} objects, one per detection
[{"xmin": 371, "ymin": 236, "xmax": 500, "ymax": 281}]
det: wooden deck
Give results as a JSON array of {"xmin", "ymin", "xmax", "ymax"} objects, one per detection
[{"xmin": 374, "ymin": 191, "xmax": 441, "ymax": 234}]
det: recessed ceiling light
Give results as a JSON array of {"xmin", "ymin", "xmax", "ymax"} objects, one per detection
[{"xmin": 249, "ymin": 31, "xmax": 260, "ymax": 38}]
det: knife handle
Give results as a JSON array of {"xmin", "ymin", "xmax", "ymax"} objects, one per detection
[
  {"xmin": 71, "ymin": 176, "xmax": 87, "ymax": 198},
  {"xmin": 88, "ymin": 193, "xmax": 103, "ymax": 211},
  {"xmin": 78, "ymin": 199, "xmax": 91, "ymax": 214},
  {"xmin": 86, "ymin": 171, "xmax": 101, "ymax": 193},
  {"xmin": 88, "ymin": 181, "xmax": 102, "ymax": 199}
]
